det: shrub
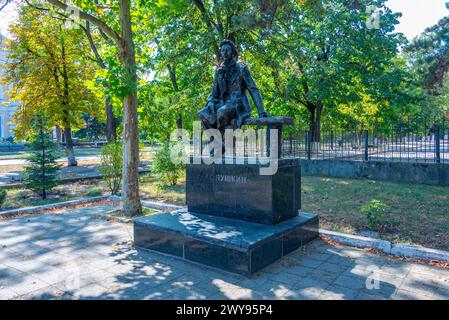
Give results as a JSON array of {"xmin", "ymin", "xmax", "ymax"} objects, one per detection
[
  {"xmin": 0, "ymin": 189, "xmax": 7, "ymax": 208},
  {"xmin": 23, "ymin": 114, "xmax": 62, "ymax": 199},
  {"xmin": 139, "ymin": 141, "xmax": 146, "ymax": 162},
  {"xmin": 361, "ymin": 200, "xmax": 388, "ymax": 230},
  {"xmin": 152, "ymin": 142, "xmax": 185, "ymax": 186},
  {"xmin": 99, "ymin": 141, "xmax": 123, "ymax": 195}
]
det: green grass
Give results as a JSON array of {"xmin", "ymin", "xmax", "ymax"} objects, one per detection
[
  {"xmin": 143, "ymin": 207, "xmax": 158, "ymax": 216},
  {"xmin": 139, "ymin": 173, "xmax": 186, "ymax": 206},
  {"xmin": 302, "ymin": 176, "xmax": 449, "ymax": 251},
  {"xmin": 0, "ymin": 180, "xmax": 109, "ymax": 210}
]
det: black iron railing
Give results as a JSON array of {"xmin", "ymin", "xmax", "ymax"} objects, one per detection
[{"xmin": 282, "ymin": 120, "xmax": 449, "ymax": 164}]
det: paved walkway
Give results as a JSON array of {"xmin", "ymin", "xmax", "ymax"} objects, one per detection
[
  {"xmin": 0, "ymin": 155, "xmax": 100, "ymax": 166},
  {"xmin": 0, "ymin": 205, "xmax": 448, "ymax": 300}
]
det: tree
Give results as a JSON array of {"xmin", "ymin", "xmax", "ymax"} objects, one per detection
[
  {"xmin": 256, "ymin": 0, "xmax": 407, "ymax": 142},
  {"xmin": 1, "ymin": 0, "xmax": 147, "ymax": 216},
  {"xmin": 408, "ymin": 2, "xmax": 449, "ymax": 90},
  {"xmin": 2, "ymin": 5, "xmax": 103, "ymax": 166},
  {"xmin": 144, "ymin": 0, "xmax": 408, "ymax": 143},
  {"xmin": 23, "ymin": 113, "xmax": 62, "ymax": 200},
  {"xmin": 405, "ymin": 3, "xmax": 449, "ymax": 124}
]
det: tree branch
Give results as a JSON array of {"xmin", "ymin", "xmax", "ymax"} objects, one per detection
[
  {"xmin": 46, "ymin": 0, "xmax": 122, "ymax": 46},
  {"xmin": 83, "ymin": 21, "xmax": 106, "ymax": 69}
]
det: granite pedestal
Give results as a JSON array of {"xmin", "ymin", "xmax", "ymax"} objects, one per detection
[
  {"xmin": 133, "ymin": 159, "xmax": 319, "ymax": 276},
  {"xmin": 134, "ymin": 209, "xmax": 318, "ymax": 276},
  {"xmin": 186, "ymin": 159, "xmax": 301, "ymax": 225}
]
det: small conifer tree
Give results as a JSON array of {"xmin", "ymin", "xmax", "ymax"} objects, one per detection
[{"xmin": 23, "ymin": 113, "xmax": 62, "ymax": 199}]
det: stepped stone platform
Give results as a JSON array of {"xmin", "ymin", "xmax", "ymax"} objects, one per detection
[{"xmin": 134, "ymin": 209, "xmax": 318, "ymax": 276}]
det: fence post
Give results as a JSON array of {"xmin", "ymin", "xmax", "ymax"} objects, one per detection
[
  {"xmin": 435, "ymin": 125, "xmax": 441, "ymax": 163},
  {"xmin": 289, "ymin": 132, "xmax": 293, "ymax": 155},
  {"xmin": 330, "ymin": 131, "xmax": 334, "ymax": 150},
  {"xmin": 364, "ymin": 130, "xmax": 369, "ymax": 161},
  {"xmin": 307, "ymin": 131, "xmax": 312, "ymax": 160}
]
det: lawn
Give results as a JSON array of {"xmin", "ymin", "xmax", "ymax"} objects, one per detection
[
  {"xmin": 1, "ymin": 179, "xmax": 107, "ymax": 210},
  {"xmin": 1, "ymin": 173, "xmax": 448, "ymax": 251}
]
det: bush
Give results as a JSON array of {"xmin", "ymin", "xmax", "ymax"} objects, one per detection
[
  {"xmin": 0, "ymin": 189, "xmax": 7, "ymax": 208},
  {"xmin": 99, "ymin": 141, "xmax": 123, "ymax": 195},
  {"xmin": 152, "ymin": 142, "xmax": 185, "ymax": 186},
  {"xmin": 361, "ymin": 200, "xmax": 388, "ymax": 230}
]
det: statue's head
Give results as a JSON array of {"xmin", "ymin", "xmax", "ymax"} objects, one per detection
[{"xmin": 219, "ymin": 39, "xmax": 238, "ymax": 63}]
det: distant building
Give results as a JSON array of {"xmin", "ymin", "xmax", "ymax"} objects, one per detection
[{"xmin": 0, "ymin": 33, "xmax": 19, "ymax": 139}]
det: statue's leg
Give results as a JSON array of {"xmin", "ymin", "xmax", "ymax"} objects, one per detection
[
  {"xmin": 198, "ymin": 112, "xmax": 219, "ymax": 157},
  {"xmin": 217, "ymin": 105, "xmax": 237, "ymax": 131},
  {"xmin": 217, "ymin": 104, "xmax": 238, "ymax": 155}
]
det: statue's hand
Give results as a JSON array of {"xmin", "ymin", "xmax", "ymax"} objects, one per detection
[{"xmin": 259, "ymin": 111, "xmax": 270, "ymax": 118}]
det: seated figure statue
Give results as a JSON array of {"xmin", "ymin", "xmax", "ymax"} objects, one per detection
[{"xmin": 198, "ymin": 39, "xmax": 269, "ymax": 136}]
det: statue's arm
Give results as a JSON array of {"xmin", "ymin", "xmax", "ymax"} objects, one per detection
[{"xmin": 242, "ymin": 66, "xmax": 269, "ymax": 117}]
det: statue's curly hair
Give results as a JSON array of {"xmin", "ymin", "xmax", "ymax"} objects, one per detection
[{"xmin": 219, "ymin": 39, "xmax": 238, "ymax": 60}]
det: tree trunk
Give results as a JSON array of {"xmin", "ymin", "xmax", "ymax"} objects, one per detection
[
  {"xmin": 119, "ymin": 0, "xmax": 142, "ymax": 217},
  {"xmin": 105, "ymin": 95, "xmax": 117, "ymax": 142},
  {"xmin": 55, "ymin": 126, "xmax": 62, "ymax": 142},
  {"xmin": 176, "ymin": 115, "xmax": 183, "ymax": 129},
  {"xmin": 308, "ymin": 103, "xmax": 322, "ymax": 143},
  {"xmin": 60, "ymin": 32, "xmax": 77, "ymax": 167},
  {"xmin": 63, "ymin": 126, "xmax": 78, "ymax": 167},
  {"xmin": 167, "ymin": 65, "xmax": 183, "ymax": 129}
]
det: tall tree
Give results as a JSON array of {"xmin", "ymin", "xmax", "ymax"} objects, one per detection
[
  {"xmin": 2, "ymin": 5, "xmax": 102, "ymax": 166},
  {"xmin": 409, "ymin": 2, "xmax": 449, "ymax": 90},
  {"xmin": 1, "ymin": 0, "xmax": 144, "ymax": 216},
  {"xmin": 258, "ymin": 0, "xmax": 406, "ymax": 142}
]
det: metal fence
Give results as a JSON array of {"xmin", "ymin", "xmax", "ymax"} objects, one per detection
[{"xmin": 281, "ymin": 120, "xmax": 449, "ymax": 164}]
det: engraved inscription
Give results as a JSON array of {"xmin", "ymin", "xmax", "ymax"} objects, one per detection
[{"xmin": 216, "ymin": 174, "xmax": 248, "ymax": 184}]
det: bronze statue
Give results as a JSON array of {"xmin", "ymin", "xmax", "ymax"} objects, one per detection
[{"xmin": 198, "ymin": 39, "xmax": 269, "ymax": 134}]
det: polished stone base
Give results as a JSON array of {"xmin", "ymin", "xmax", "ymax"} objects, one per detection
[
  {"xmin": 186, "ymin": 159, "xmax": 301, "ymax": 225},
  {"xmin": 133, "ymin": 209, "xmax": 318, "ymax": 276}
]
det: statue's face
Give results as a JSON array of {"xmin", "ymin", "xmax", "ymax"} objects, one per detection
[{"xmin": 220, "ymin": 44, "xmax": 234, "ymax": 62}]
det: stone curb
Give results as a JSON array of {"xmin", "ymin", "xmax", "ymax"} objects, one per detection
[
  {"xmin": 0, "ymin": 195, "xmax": 111, "ymax": 219},
  {"xmin": 90, "ymin": 210, "xmax": 133, "ymax": 223},
  {"xmin": 140, "ymin": 200, "xmax": 184, "ymax": 211},
  {"xmin": 319, "ymin": 229, "xmax": 449, "ymax": 264},
  {"xmin": 319, "ymin": 229, "xmax": 391, "ymax": 253},
  {"xmin": 107, "ymin": 196, "xmax": 184, "ymax": 212},
  {"xmin": 390, "ymin": 244, "xmax": 449, "ymax": 263}
]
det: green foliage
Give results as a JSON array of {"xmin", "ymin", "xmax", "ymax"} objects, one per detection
[
  {"xmin": 361, "ymin": 200, "xmax": 388, "ymax": 230},
  {"xmin": 0, "ymin": 189, "xmax": 7, "ymax": 208},
  {"xmin": 23, "ymin": 114, "xmax": 62, "ymax": 199},
  {"xmin": 99, "ymin": 141, "xmax": 123, "ymax": 195},
  {"xmin": 2, "ymin": 5, "xmax": 104, "ymax": 141},
  {"xmin": 151, "ymin": 142, "xmax": 185, "ymax": 186},
  {"xmin": 137, "ymin": 0, "xmax": 411, "ymax": 139}
]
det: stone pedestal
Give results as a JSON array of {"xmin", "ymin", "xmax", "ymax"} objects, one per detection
[
  {"xmin": 186, "ymin": 159, "xmax": 301, "ymax": 225},
  {"xmin": 133, "ymin": 159, "xmax": 318, "ymax": 276}
]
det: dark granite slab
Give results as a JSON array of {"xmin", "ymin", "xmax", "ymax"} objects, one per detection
[
  {"xmin": 186, "ymin": 159, "xmax": 301, "ymax": 225},
  {"xmin": 134, "ymin": 209, "xmax": 318, "ymax": 276}
]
